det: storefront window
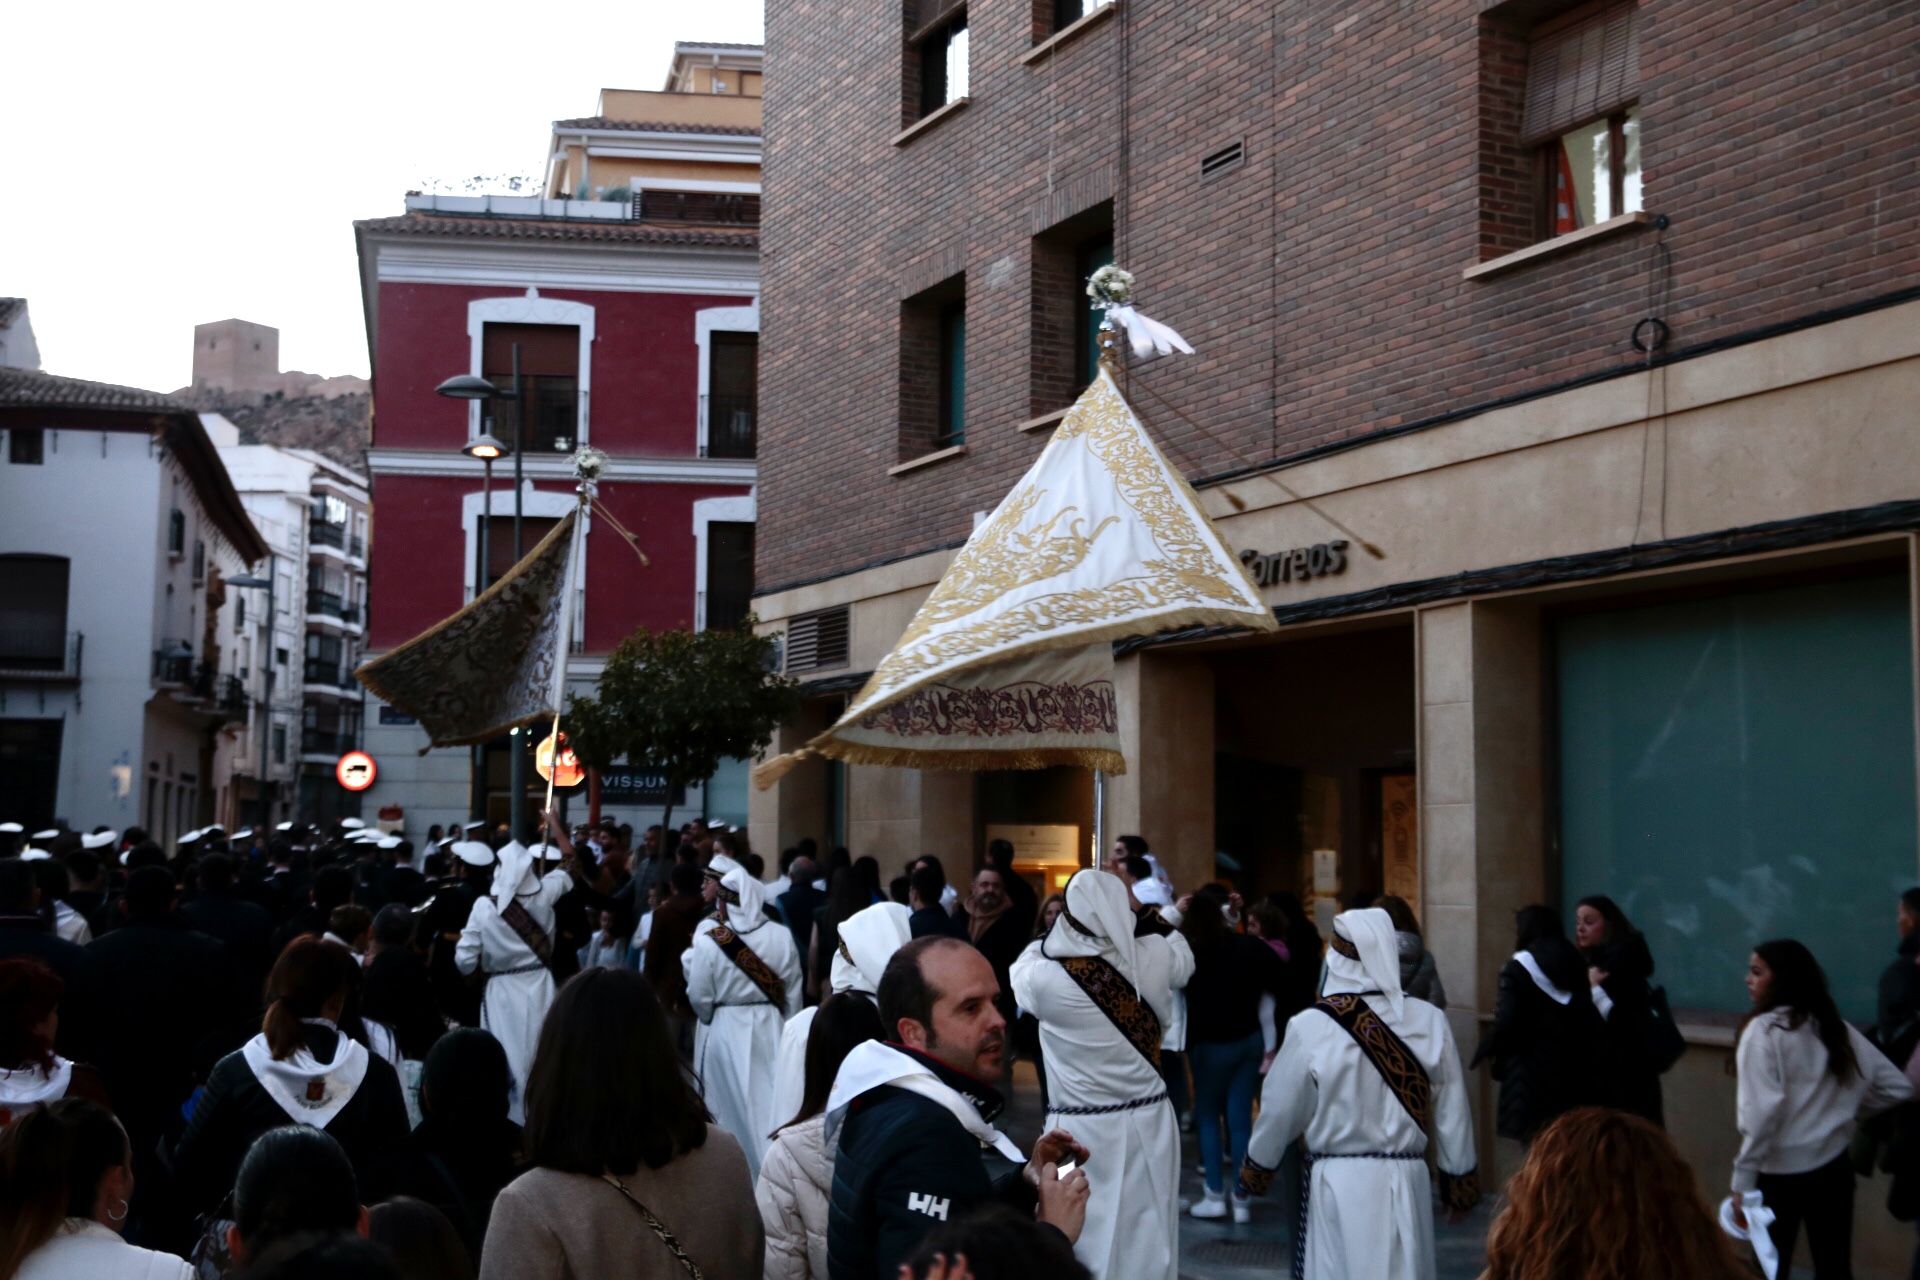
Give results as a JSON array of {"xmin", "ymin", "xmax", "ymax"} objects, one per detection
[{"xmin": 1555, "ymin": 573, "xmax": 1917, "ymax": 1020}]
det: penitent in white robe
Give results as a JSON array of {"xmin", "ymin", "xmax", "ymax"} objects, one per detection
[
  {"xmin": 1011, "ymin": 930, "xmax": 1194, "ymax": 1280},
  {"xmin": 684, "ymin": 917, "xmax": 803, "ymax": 1178},
  {"xmin": 1245, "ymin": 995, "xmax": 1477, "ymax": 1280},
  {"xmin": 454, "ymin": 867, "xmax": 570, "ymax": 1125}
]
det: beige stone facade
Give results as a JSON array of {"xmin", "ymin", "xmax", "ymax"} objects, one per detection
[{"xmin": 751, "ymin": 297, "xmax": 1920, "ymax": 1273}]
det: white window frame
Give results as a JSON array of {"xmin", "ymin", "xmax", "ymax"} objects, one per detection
[
  {"xmin": 466, "ymin": 290, "xmax": 596, "ymax": 447},
  {"xmin": 694, "ymin": 301, "xmax": 759, "ymax": 457},
  {"xmin": 461, "ymin": 483, "xmax": 587, "ymax": 669},
  {"xmin": 691, "ymin": 490, "xmax": 756, "ymax": 632}
]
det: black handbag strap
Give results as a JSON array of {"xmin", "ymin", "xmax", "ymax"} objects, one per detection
[{"xmin": 601, "ymin": 1174, "xmax": 705, "ymax": 1279}]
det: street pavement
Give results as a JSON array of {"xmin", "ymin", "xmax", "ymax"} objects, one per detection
[{"xmin": 1002, "ymin": 1062, "xmax": 1494, "ymax": 1279}]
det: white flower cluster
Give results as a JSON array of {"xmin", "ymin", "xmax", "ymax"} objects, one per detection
[
  {"xmin": 572, "ymin": 446, "xmax": 608, "ymax": 481},
  {"xmin": 1086, "ymin": 264, "xmax": 1136, "ymax": 307}
]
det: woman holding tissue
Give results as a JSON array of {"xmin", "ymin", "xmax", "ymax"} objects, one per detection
[{"xmin": 1733, "ymin": 939, "xmax": 1912, "ymax": 1278}]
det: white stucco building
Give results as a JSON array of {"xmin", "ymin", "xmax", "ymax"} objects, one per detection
[{"xmin": 0, "ymin": 367, "xmax": 267, "ymax": 842}]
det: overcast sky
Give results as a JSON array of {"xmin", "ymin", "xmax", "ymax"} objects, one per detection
[{"xmin": 0, "ymin": 0, "xmax": 763, "ymax": 393}]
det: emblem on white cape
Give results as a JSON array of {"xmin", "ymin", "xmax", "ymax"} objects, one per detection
[{"xmin": 755, "ymin": 366, "xmax": 1274, "ymax": 786}]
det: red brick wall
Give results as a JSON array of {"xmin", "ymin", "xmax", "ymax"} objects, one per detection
[{"xmin": 757, "ymin": 0, "xmax": 1920, "ymax": 591}]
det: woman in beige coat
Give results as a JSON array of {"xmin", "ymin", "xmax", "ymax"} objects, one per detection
[
  {"xmin": 480, "ymin": 969, "xmax": 763, "ymax": 1279},
  {"xmin": 756, "ymin": 993, "xmax": 884, "ymax": 1279}
]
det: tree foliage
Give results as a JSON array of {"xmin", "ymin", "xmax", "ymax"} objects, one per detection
[{"xmin": 565, "ymin": 623, "xmax": 798, "ymax": 823}]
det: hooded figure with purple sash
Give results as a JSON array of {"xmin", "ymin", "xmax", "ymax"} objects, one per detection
[{"xmin": 1241, "ymin": 907, "xmax": 1479, "ymax": 1280}]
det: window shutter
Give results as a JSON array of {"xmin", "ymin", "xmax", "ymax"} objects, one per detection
[
  {"xmin": 482, "ymin": 324, "xmax": 578, "ymax": 379},
  {"xmin": 1523, "ymin": 3, "xmax": 1639, "ymax": 143},
  {"xmin": 786, "ymin": 607, "xmax": 850, "ymax": 673}
]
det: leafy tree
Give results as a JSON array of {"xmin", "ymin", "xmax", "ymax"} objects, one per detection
[{"xmin": 565, "ymin": 622, "xmax": 798, "ymax": 834}]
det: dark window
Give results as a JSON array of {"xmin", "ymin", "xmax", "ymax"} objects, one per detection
[
  {"xmin": 936, "ymin": 303, "xmax": 966, "ymax": 449},
  {"xmin": 276, "ymin": 647, "xmax": 289, "ymax": 667},
  {"xmin": 8, "ymin": 429, "xmax": 44, "ymax": 465},
  {"xmin": 1051, "ymin": 0, "xmax": 1109, "ymax": 32},
  {"xmin": 482, "ymin": 323, "xmax": 580, "ymax": 454},
  {"xmin": 479, "ymin": 515, "xmax": 562, "ymax": 592},
  {"xmin": 1074, "ymin": 233, "xmax": 1115, "ymax": 391},
  {"xmin": 191, "ymin": 540, "xmax": 206, "ymax": 583},
  {"xmin": 272, "ymin": 724, "xmax": 287, "ymax": 765},
  {"xmin": 705, "ymin": 522, "xmax": 755, "ymax": 631},
  {"xmin": 0, "ymin": 555, "xmax": 69, "ymax": 670},
  {"xmin": 168, "ymin": 509, "xmax": 185, "ymax": 554},
  {"xmin": 0, "ymin": 720, "xmax": 62, "ymax": 831},
  {"xmin": 707, "ymin": 333, "xmax": 758, "ymax": 459},
  {"xmin": 1524, "ymin": 3, "xmax": 1640, "ymax": 239},
  {"xmin": 637, "ymin": 191, "xmax": 761, "ymax": 226},
  {"xmin": 900, "ymin": 274, "xmax": 966, "ymax": 459},
  {"xmin": 917, "ymin": 11, "xmax": 969, "ymax": 117},
  {"xmin": 235, "ymin": 596, "xmax": 246, "ymax": 631}
]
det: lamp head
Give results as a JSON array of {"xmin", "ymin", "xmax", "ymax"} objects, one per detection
[
  {"xmin": 463, "ymin": 432, "xmax": 508, "ymax": 462},
  {"xmin": 436, "ymin": 373, "xmax": 499, "ymax": 401}
]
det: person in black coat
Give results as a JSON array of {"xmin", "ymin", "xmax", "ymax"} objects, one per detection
[
  {"xmin": 396, "ymin": 1028, "xmax": 526, "ymax": 1258},
  {"xmin": 1574, "ymin": 894, "xmax": 1665, "ymax": 1125},
  {"xmin": 172, "ymin": 935, "xmax": 410, "ymax": 1220},
  {"xmin": 1472, "ymin": 904, "xmax": 1615, "ymax": 1143},
  {"xmin": 956, "ymin": 867, "xmax": 1031, "ymax": 1029},
  {"xmin": 362, "ymin": 905, "xmax": 445, "ymax": 1062},
  {"xmin": 0, "ymin": 857, "xmax": 97, "ymax": 1060},
  {"xmin": 776, "ymin": 854, "xmax": 827, "ymax": 964},
  {"xmin": 181, "ymin": 853, "xmax": 276, "ymax": 1015},
  {"xmin": 908, "ymin": 860, "xmax": 963, "ymax": 940}
]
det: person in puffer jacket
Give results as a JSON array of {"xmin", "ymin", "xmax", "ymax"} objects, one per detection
[
  {"xmin": 1379, "ymin": 895, "xmax": 1447, "ymax": 1009},
  {"xmin": 757, "ymin": 994, "xmax": 884, "ymax": 1279}
]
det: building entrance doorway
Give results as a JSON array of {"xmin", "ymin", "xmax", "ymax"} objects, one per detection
[{"xmin": 1210, "ymin": 620, "xmax": 1417, "ymax": 928}]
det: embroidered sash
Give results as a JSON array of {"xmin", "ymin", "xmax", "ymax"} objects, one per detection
[
  {"xmin": 500, "ymin": 899, "xmax": 556, "ymax": 971},
  {"xmin": 711, "ymin": 924, "xmax": 786, "ymax": 1008},
  {"xmin": 1058, "ymin": 955, "xmax": 1162, "ymax": 1070},
  {"xmin": 1313, "ymin": 993, "xmax": 1431, "ymax": 1128}
]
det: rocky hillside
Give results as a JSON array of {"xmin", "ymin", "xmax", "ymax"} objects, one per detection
[{"xmin": 181, "ymin": 389, "xmax": 371, "ymax": 472}]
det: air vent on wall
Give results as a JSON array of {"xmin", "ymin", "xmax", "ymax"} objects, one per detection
[
  {"xmin": 785, "ymin": 607, "xmax": 851, "ymax": 674},
  {"xmin": 1201, "ymin": 139, "xmax": 1245, "ymax": 181}
]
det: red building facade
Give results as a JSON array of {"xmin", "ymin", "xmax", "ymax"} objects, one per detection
[{"xmin": 353, "ymin": 203, "xmax": 759, "ymax": 837}]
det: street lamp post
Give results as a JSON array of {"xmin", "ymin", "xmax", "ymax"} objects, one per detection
[
  {"xmin": 439, "ymin": 360, "xmax": 530, "ymax": 842},
  {"xmin": 226, "ymin": 558, "xmax": 276, "ymax": 830},
  {"xmin": 458, "ymin": 430, "xmax": 505, "ymax": 827}
]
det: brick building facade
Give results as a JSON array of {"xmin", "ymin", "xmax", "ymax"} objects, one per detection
[{"xmin": 753, "ymin": 1, "xmax": 1920, "ymax": 1257}]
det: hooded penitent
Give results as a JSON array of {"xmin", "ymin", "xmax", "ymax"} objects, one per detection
[{"xmin": 1323, "ymin": 906, "xmax": 1406, "ymax": 1020}]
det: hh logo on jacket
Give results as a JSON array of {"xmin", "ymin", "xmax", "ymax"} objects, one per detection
[{"xmin": 908, "ymin": 1193, "xmax": 950, "ymax": 1221}]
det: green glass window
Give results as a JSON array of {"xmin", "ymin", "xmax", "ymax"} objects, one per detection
[
  {"xmin": 1076, "ymin": 234, "xmax": 1114, "ymax": 391},
  {"xmin": 936, "ymin": 303, "xmax": 966, "ymax": 448},
  {"xmin": 1555, "ymin": 573, "xmax": 1918, "ymax": 1019}
]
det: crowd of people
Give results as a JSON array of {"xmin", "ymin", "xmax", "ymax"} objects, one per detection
[{"xmin": 1, "ymin": 813, "xmax": 1918, "ymax": 1279}]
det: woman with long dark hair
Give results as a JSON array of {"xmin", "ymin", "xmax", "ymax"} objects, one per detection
[
  {"xmin": 756, "ymin": 993, "xmax": 885, "ymax": 1279},
  {"xmin": 479, "ymin": 967, "xmax": 762, "ymax": 1279},
  {"xmin": 808, "ymin": 868, "xmax": 870, "ymax": 1004},
  {"xmin": 1470, "ymin": 905, "xmax": 1612, "ymax": 1143},
  {"xmin": 1177, "ymin": 885, "xmax": 1289, "ymax": 1222},
  {"xmin": 0, "ymin": 1098, "xmax": 192, "ymax": 1279},
  {"xmin": 1484, "ymin": 1107, "xmax": 1745, "ymax": 1280},
  {"xmin": 1732, "ymin": 939, "xmax": 1911, "ymax": 1277},
  {"xmin": 172, "ymin": 937, "xmax": 410, "ymax": 1220},
  {"xmin": 0, "ymin": 958, "xmax": 110, "ymax": 1124},
  {"xmin": 1574, "ymin": 894, "xmax": 1665, "ymax": 1123}
]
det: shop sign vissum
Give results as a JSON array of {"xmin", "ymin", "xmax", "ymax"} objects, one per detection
[{"xmin": 1240, "ymin": 540, "xmax": 1349, "ymax": 588}]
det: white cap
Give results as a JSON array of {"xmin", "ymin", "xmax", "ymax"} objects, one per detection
[
  {"xmin": 340, "ymin": 818, "xmax": 366, "ymax": 830},
  {"xmin": 0, "ymin": 823, "xmax": 21, "ymax": 834},
  {"xmin": 462, "ymin": 821, "xmax": 488, "ymax": 835},
  {"xmin": 529, "ymin": 840, "xmax": 563, "ymax": 862},
  {"xmin": 79, "ymin": 830, "xmax": 118, "ymax": 851},
  {"xmin": 179, "ymin": 828, "xmax": 203, "ymax": 845},
  {"xmin": 275, "ymin": 821, "xmax": 295, "ymax": 832},
  {"xmin": 377, "ymin": 835, "xmax": 402, "ymax": 850},
  {"xmin": 19, "ymin": 849, "xmax": 50, "ymax": 862},
  {"xmin": 232, "ymin": 828, "xmax": 254, "ymax": 841},
  {"xmin": 30, "ymin": 828, "xmax": 58, "ymax": 841},
  {"xmin": 452, "ymin": 840, "xmax": 496, "ymax": 867}
]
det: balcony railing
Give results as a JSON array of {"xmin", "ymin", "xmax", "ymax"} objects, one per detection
[
  {"xmin": 349, "ymin": 534, "xmax": 365, "ymax": 559},
  {"xmin": 153, "ymin": 648, "xmax": 193, "ymax": 685},
  {"xmin": 302, "ymin": 727, "xmax": 354, "ymax": 756},
  {"xmin": 637, "ymin": 190, "xmax": 761, "ymax": 227},
  {"xmin": 307, "ymin": 588, "xmax": 342, "ymax": 616},
  {"xmin": 311, "ymin": 521, "xmax": 347, "ymax": 550},
  {"xmin": 0, "ymin": 630, "xmax": 82, "ymax": 680},
  {"xmin": 210, "ymin": 673, "xmax": 249, "ymax": 715},
  {"xmin": 703, "ymin": 394, "xmax": 758, "ymax": 459},
  {"xmin": 306, "ymin": 661, "xmax": 341, "ymax": 687}
]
